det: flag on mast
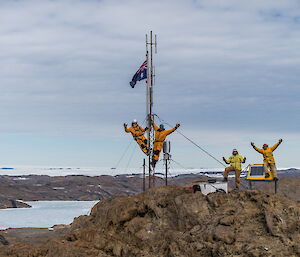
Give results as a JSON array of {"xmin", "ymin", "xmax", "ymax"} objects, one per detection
[{"xmin": 129, "ymin": 60, "xmax": 147, "ymax": 88}]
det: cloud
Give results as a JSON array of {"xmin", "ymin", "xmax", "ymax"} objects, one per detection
[{"xmin": 0, "ymin": 0, "xmax": 299, "ymax": 166}]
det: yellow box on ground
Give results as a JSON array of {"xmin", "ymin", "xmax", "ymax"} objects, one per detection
[{"xmin": 246, "ymin": 164, "xmax": 274, "ymax": 181}]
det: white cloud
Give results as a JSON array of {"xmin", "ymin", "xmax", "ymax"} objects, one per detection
[{"xmin": 0, "ymin": 0, "xmax": 299, "ymax": 166}]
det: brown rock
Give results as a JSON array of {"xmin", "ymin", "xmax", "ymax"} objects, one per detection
[
  {"xmin": 0, "ymin": 235, "xmax": 8, "ymax": 246},
  {"xmin": 213, "ymin": 225, "xmax": 235, "ymax": 244},
  {"xmin": 219, "ymin": 215, "xmax": 235, "ymax": 226},
  {"xmin": 0, "ymin": 186, "xmax": 300, "ymax": 256}
]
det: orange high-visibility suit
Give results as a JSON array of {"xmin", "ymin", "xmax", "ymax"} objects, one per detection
[
  {"xmin": 251, "ymin": 140, "xmax": 282, "ymax": 179},
  {"xmin": 252, "ymin": 141, "xmax": 281, "ymax": 164},
  {"xmin": 223, "ymin": 154, "xmax": 246, "ymax": 188},
  {"xmin": 125, "ymin": 125, "xmax": 149, "ymax": 155},
  {"xmin": 152, "ymin": 123, "xmax": 177, "ymax": 164}
]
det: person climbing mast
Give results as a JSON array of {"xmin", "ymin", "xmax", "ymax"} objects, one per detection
[
  {"xmin": 151, "ymin": 122, "xmax": 180, "ymax": 168},
  {"xmin": 251, "ymin": 139, "xmax": 283, "ymax": 181},
  {"xmin": 124, "ymin": 120, "xmax": 149, "ymax": 155},
  {"xmin": 222, "ymin": 149, "xmax": 246, "ymax": 189}
]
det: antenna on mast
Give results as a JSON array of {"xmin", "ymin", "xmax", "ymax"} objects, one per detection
[
  {"xmin": 146, "ymin": 30, "xmax": 157, "ymax": 188},
  {"xmin": 155, "ymin": 34, "xmax": 158, "ymax": 54}
]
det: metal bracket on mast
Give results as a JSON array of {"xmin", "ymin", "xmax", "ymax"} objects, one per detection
[{"xmin": 145, "ymin": 31, "xmax": 157, "ymax": 188}]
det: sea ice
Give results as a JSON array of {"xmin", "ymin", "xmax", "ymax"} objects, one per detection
[{"xmin": 0, "ymin": 200, "xmax": 98, "ymax": 230}]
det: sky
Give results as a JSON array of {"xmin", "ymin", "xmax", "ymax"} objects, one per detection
[{"xmin": 0, "ymin": 0, "xmax": 299, "ymax": 170}]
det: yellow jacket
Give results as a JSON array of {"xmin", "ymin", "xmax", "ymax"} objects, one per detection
[
  {"xmin": 252, "ymin": 141, "xmax": 281, "ymax": 164},
  {"xmin": 153, "ymin": 123, "xmax": 176, "ymax": 142},
  {"xmin": 224, "ymin": 155, "xmax": 245, "ymax": 170},
  {"xmin": 124, "ymin": 126, "xmax": 146, "ymax": 138}
]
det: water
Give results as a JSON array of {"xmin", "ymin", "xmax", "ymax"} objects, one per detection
[{"xmin": 0, "ymin": 200, "xmax": 98, "ymax": 230}]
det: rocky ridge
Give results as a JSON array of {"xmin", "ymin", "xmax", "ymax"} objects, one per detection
[
  {"xmin": 0, "ymin": 186, "xmax": 299, "ymax": 256},
  {"xmin": 0, "ymin": 195, "xmax": 30, "ymax": 209}
]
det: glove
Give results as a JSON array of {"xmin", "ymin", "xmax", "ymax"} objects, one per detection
[
  {"xmin": 175, "ymin": 124, "xmax": 180, "ymax": 129},
  {"xmin": 144, "ymin": 127, "xmax": 149, "ymax": 131},
  {"xmin": 251, "ymin": 142, "xmax": 255, "ymax": 147},
  {"xmin": 123, "ymin": 123, "xmax": 127, "ymax": 128},
  {"xmin": 222, "ymin": 157, "xmax": 226, "ymax": 162},
  {"xmin": 279, "ymin": 139, "xmax": 283, "ymax": 143},
  {"xmin": 243, "ymin": 157, "xmax": 246, "ymax": 163}
]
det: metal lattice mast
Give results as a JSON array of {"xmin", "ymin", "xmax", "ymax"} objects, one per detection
[{"xmin": 146, "ymin": 31, "xmax": 157, "ymax": 188}]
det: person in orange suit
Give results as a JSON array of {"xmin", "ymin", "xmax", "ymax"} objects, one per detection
[
  {"xmin": 151, "ymin": 122, "xmax": 180, "ymax": 167},
  {"xmin": 124, "ymin": 120, "xmax": 149, "ymax": 155},
  {"xmin": 222, "ymin": 149, "xmax": 246, "ymax": 189},
  {"xmin": 251, "ymin": 139, "xmax": 283, "ymax": 181}
]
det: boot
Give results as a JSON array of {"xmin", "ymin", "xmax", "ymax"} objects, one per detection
[{"xmin": 151, "ymin": 160, "xmax": 157, "ymax": 168}]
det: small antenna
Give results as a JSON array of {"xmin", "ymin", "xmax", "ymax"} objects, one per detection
[{"xmin": 145, "ymin": 34, "xmax": 148, "ymax": 52}]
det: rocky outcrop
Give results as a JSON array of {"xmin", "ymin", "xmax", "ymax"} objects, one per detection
[
  {"xmin": 256, "ymin": 177, "xmax": 300, "ymax": 202},
  {"xmin": 0, "ymin": 186, "xmax": 299, "ymax": 256},
  {"xmin": 0, "ymin": 172, "xmax": 299, "ymax": 206},
  {"xmin": 0, "ymin": 236, "xmax": 8, "ymax": 246},
  {"xmin": 0, "ymin": 196, "xmax": 31, "ymax": 209},
  {"xmin": 0, "ymin": 174, "xmax": 207, "ymax": 205}
]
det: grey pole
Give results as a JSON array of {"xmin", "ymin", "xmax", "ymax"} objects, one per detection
[
  {"xmin": 146, "ymin": 31, "xmax": 156, "ymax": 188},
  {"xmin": 143, "ymin": 158, "xmax": 146, "ymax": 191},
  {"xmin": 165, "ymin": 159, "xmax": 168, "ymax": 186}
]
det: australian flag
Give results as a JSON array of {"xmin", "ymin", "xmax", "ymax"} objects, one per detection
[{"xmin": 129, "ymin": 60, "xmax": 147, "ymax": 88}]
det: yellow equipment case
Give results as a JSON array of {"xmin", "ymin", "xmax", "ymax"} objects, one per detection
[
  {"xmin": 246, "ymin": 164, "xmax": 278, "ymax": 193},
  {"xmin": 246, "ymin": 164, "xmax": 274, "ymax": 181}
]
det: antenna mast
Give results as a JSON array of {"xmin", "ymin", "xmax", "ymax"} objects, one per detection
[{"xmin": 146, "ymin": 31, "xmax": 157, "ymax": 188}]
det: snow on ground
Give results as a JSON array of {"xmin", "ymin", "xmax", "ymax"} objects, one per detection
[
  {"xmin": 0, "ymin": 166, "xmax": 224, "ymax": 176},
  {"xmin": 0, "ymin": 166, "xmax": 297, "ymax": 177},
  {"xmin": 0, "ymin": 201, "xmax": 98, "ymax": 230},
  {"xmin": 0, "ymin": 167, "xmax": 111, "ymax": 177}
]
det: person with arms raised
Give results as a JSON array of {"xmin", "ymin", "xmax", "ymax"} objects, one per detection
[
  {"xmin": 251, "ymin": 139, "xmax": 283, "ymax": 181},
  {"xmin": 151, "ymin": 122, "xmax": 180, "ymax": 168},
  {"xmin": 223, "ymin": 149, "xmax": 246, "ymax": 189},
  {"xmin": 124, "ymin": 120, "xmax": 149, "ymax": 155}
]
